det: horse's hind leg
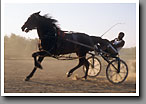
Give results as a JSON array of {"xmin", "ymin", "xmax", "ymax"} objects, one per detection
[
  {"xmin": 82, "ymin": 59, "xmax": 89, "ymax": 79},
  {"xmin": 25, "ymin": 57, "xmax": 44, "ymax": 81},
  {"xmin": 67, "ymin": 58, "xmax": 84, "ymax": 77}
]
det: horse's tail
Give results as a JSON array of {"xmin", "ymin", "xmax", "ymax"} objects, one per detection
[
  {"xmin": 90, "ymin": 36, "xmax": 103, "ymax": 45},
  {"xmin": 90, "ymin": 35, "xmax": 111, "ymax": 50}
]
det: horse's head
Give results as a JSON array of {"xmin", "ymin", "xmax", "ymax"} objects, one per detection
[{"xmin": 21, "ymin": 11, "xmax": 41, "ymax": 33}]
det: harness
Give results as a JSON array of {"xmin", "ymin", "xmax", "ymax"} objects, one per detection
[
  {"xmin": 37, "ymin": 30, "xmax": 87, "ymax": 60},
  {"xmin": 57, "ymin": 29, "xmax": 65, "ymax": 37},
  {"xmin": 37, "ymin": 29, "xmax": 95, "ymax": 60},
  {"xmin": 38, "ymin": 28, "xmax": 66, "ymax": 53}
]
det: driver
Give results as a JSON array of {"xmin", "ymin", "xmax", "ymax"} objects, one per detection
[
  {"xmin": 110, "ymin": 32, "xmax": 125, "ymax": 52},
  {"xmin": 94, "ymin": 32, "xmax": 125, "ymax": 56}
]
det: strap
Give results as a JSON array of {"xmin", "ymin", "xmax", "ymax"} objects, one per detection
[
  {"xmin": 57, "ymin": 29, "xmax": 65, "ymax": 37},
  {"xmin": 72, "ymin": 34, "xmax": 78, "ymax": 41}
]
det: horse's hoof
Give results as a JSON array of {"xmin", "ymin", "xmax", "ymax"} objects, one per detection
[
  {"xmin": 82, "ymin": 76, "xmax": 87, "ymax": 80},
  {"xmin": 66, "ymin": 72, "xmax": 72, "ymax": 77},
  {"xmin": 25, "ymin": 77, "xmax": 30, "ymax": 81}
]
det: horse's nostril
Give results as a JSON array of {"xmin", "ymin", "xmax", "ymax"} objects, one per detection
[
  {"xmin": 25, "ymin": 28, "xmax": 29, "ymax": 33},
  {"xmin": 21, "ymin": 26, "xmax": 25, "ymax": 31}
]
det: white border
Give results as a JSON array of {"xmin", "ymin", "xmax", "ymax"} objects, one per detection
[
  {"xmin": 136, "ymin": 1, "xmax": 139, "ymax": 95},
  {"xmin": 2, "ymin": 93, "xmax": 138, "ymax": 96},
  {"xmin": 3, "ymin": 0, "xmax": 139, "ymax": 3},
  {"xmin": 1, "ymin": 0, "xmax": 139, "ymax": 96},
  {"xmin": 1, "ymin": 0, "xmax": 5, "ymax": 97}
]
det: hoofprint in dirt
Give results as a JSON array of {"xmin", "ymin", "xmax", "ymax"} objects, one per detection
[{"xmin": 4, "ymin": 58, "xmax": 136, "ymax": 93}]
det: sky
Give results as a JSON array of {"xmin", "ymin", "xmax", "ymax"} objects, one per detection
[{"xmin": 3, "ymin": 2, "xmax": 137, "ymax": 48}]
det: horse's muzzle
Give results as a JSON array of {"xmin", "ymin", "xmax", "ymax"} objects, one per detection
[
  {"xmin": 21, "ymin": 25, "xmax": 29, "ymax": 33},
  {"xmin": 21, "ymin": 25, "xmax": 25, "ymax": 32}
]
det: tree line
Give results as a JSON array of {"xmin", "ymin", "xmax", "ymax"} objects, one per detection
[
  {"xmin": 4, "ymin": 34, "xmax": 38, "ymax": 59},
  {"xmin": 4, "ymin": 33, "xmax": 136, "ymax": 60}
]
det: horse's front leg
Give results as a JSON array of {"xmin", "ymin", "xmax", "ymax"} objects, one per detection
[
  {"xmin": 32, "ymin": 51, "xmax": 48, "ymax": 69},
  {"xmin": 25, "ymin": 56, "xmax": 44, "ymax": 81},
  {"xmin": 32, "ymin": 52, "xmax": 43, "ymax": 69},
  {"xmin": 25, "ymin": 51, "xmax": 49, "ymax": 81}
]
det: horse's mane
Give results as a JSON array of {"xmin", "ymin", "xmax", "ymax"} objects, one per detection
[{"xmin": 38, "ymin": 14, "xmax": 60, "ymax": 30}]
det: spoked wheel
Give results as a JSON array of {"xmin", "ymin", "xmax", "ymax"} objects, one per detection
[
  {"xmin": 106, "ymin": 59, "xmax": 128, "ymax": 84},
  {"xmin": 83, "ymin": 56, "xmax": 101, "ymax": 77}
]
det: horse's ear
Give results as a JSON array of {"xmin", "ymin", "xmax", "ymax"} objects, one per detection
[
  {"xmin": 36, "ymin": 11, "xmax": 41, "ymax": 15},
  {"xmin": 34, "ymin": 11, "xmax": 41, "ymax": 18}
]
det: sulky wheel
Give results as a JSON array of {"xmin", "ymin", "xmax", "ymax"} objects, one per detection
[
  {"xmin": 106, "ymin": 59, "xmax": 128, "ymax": 84},
  {"xmin": 83, "ymin": 56, "xmax": 101, "ymax": 77}
]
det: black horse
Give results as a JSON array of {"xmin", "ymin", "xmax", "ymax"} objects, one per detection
[{"xmin": 21, "ymin": 11, "xmax": 109, "ymax": 81}]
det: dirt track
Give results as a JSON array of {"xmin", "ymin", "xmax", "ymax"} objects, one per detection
[{"xmin": 4, "ymin": 58, "xmax": 136, "ymax": 93}]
